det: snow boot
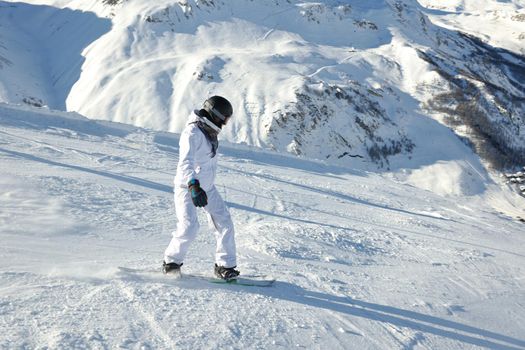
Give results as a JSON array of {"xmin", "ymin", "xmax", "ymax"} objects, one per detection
[
  {"xmin": 162, "ymin": 261, "xmax": 182, "ymax": 275},
  {"xmin": 214, "ymin": 264, "xmax": 240, "ymax": 280}
]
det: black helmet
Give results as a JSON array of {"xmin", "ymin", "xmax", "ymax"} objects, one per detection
[{"xmin": 203, "ymin": 96, "xmax": 233, "ymax": 128}]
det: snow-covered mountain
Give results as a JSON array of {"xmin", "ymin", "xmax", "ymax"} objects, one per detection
[
  {"xmin": 0, "ymin": 0, "xmax": 524, "ymax": 174},
  {"xmin": 1, "ymin": 102, "xmax": 525, "ymax": 349}
]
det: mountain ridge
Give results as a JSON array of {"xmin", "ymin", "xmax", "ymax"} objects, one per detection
[{"xmin": 0, "ymin": 0, "xmax": 523, "ymax": 190}]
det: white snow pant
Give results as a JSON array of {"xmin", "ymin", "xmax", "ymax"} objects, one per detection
[{"xmin": 164, "ymin": 185, "xmax": 237, "ymax": 268}]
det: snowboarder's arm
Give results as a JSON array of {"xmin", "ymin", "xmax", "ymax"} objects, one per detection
[{"xmin": 177, "ymin": 129, "xmax": 202, "ymax": 185}]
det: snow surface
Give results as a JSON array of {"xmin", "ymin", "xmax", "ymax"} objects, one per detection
[
  {"xmin": 1, "ymin": 103, "xmax": 525, "ymax": 349},
  {"xmin": 1, "ymin": 0, "xmax": 525, "ymax": 348}
]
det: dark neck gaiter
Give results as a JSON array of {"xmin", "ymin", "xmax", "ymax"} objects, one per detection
[{"xmin": 192, "ymin": 110, "xmax": 219, "ymax": 157}]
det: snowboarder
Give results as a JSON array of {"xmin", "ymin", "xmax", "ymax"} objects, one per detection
[{"xmin": 163, "ymin": 96, "xmax": 240, "ymax": 280}]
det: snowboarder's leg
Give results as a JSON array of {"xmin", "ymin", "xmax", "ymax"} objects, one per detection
[
  {"xmin": 204, "ymin": 186, "xmax": 237, "ymax": 268},
  {"xmin": 164, "ymin": 187, "xmax": 200, "ymax": 264}
]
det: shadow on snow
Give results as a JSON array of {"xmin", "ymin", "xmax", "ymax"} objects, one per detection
[
  {"xmin": 116, "ymin": 270, "xmax": 525, "ymax": 350},
  {"xmin": 258, "ymin": 282, "xmax": 525, "ymax": 350}
]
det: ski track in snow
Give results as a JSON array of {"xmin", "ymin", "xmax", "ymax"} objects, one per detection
[{"xmin": 1, "ymin": 104, "xmax": 525, "ymax": 349}]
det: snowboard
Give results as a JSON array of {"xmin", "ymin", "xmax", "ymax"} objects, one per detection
[
  {"xmin": 117, "ymin": 266, "xmax": 275, "ymax": 287},
  {"xmin": 205, "ymin": 276, "xmax": 275, "ymax": 287}
]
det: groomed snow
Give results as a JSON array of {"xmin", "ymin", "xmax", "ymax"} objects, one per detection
[{"xmin": 1, "ymin": 103, "xmax": 524, "ymax": 349}]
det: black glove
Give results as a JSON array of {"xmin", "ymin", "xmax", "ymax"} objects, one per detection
[{"xmin": 188, "ymin": 179, "xmax": 207, "ymax": 207}]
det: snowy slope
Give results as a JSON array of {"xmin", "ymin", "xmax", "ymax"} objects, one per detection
[
  {"xmin": 418, "ymin": 0, "xmax": 525, "ymax": 55},
  {"xmin": 1, "ymin": 0, "xmax": 524, "ymax": 173},
  {"xmin": 1, "ymin": 103, "xmax": 525, "ymax": 349},
  {"xmin": 0, "ymin": 1, "xmax": 112, "ymax": 109}
]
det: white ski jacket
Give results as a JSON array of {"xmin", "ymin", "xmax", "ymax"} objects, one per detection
[{"xmin": 174, "ymin": 112, "xmax": 218, "ymax": 191}]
